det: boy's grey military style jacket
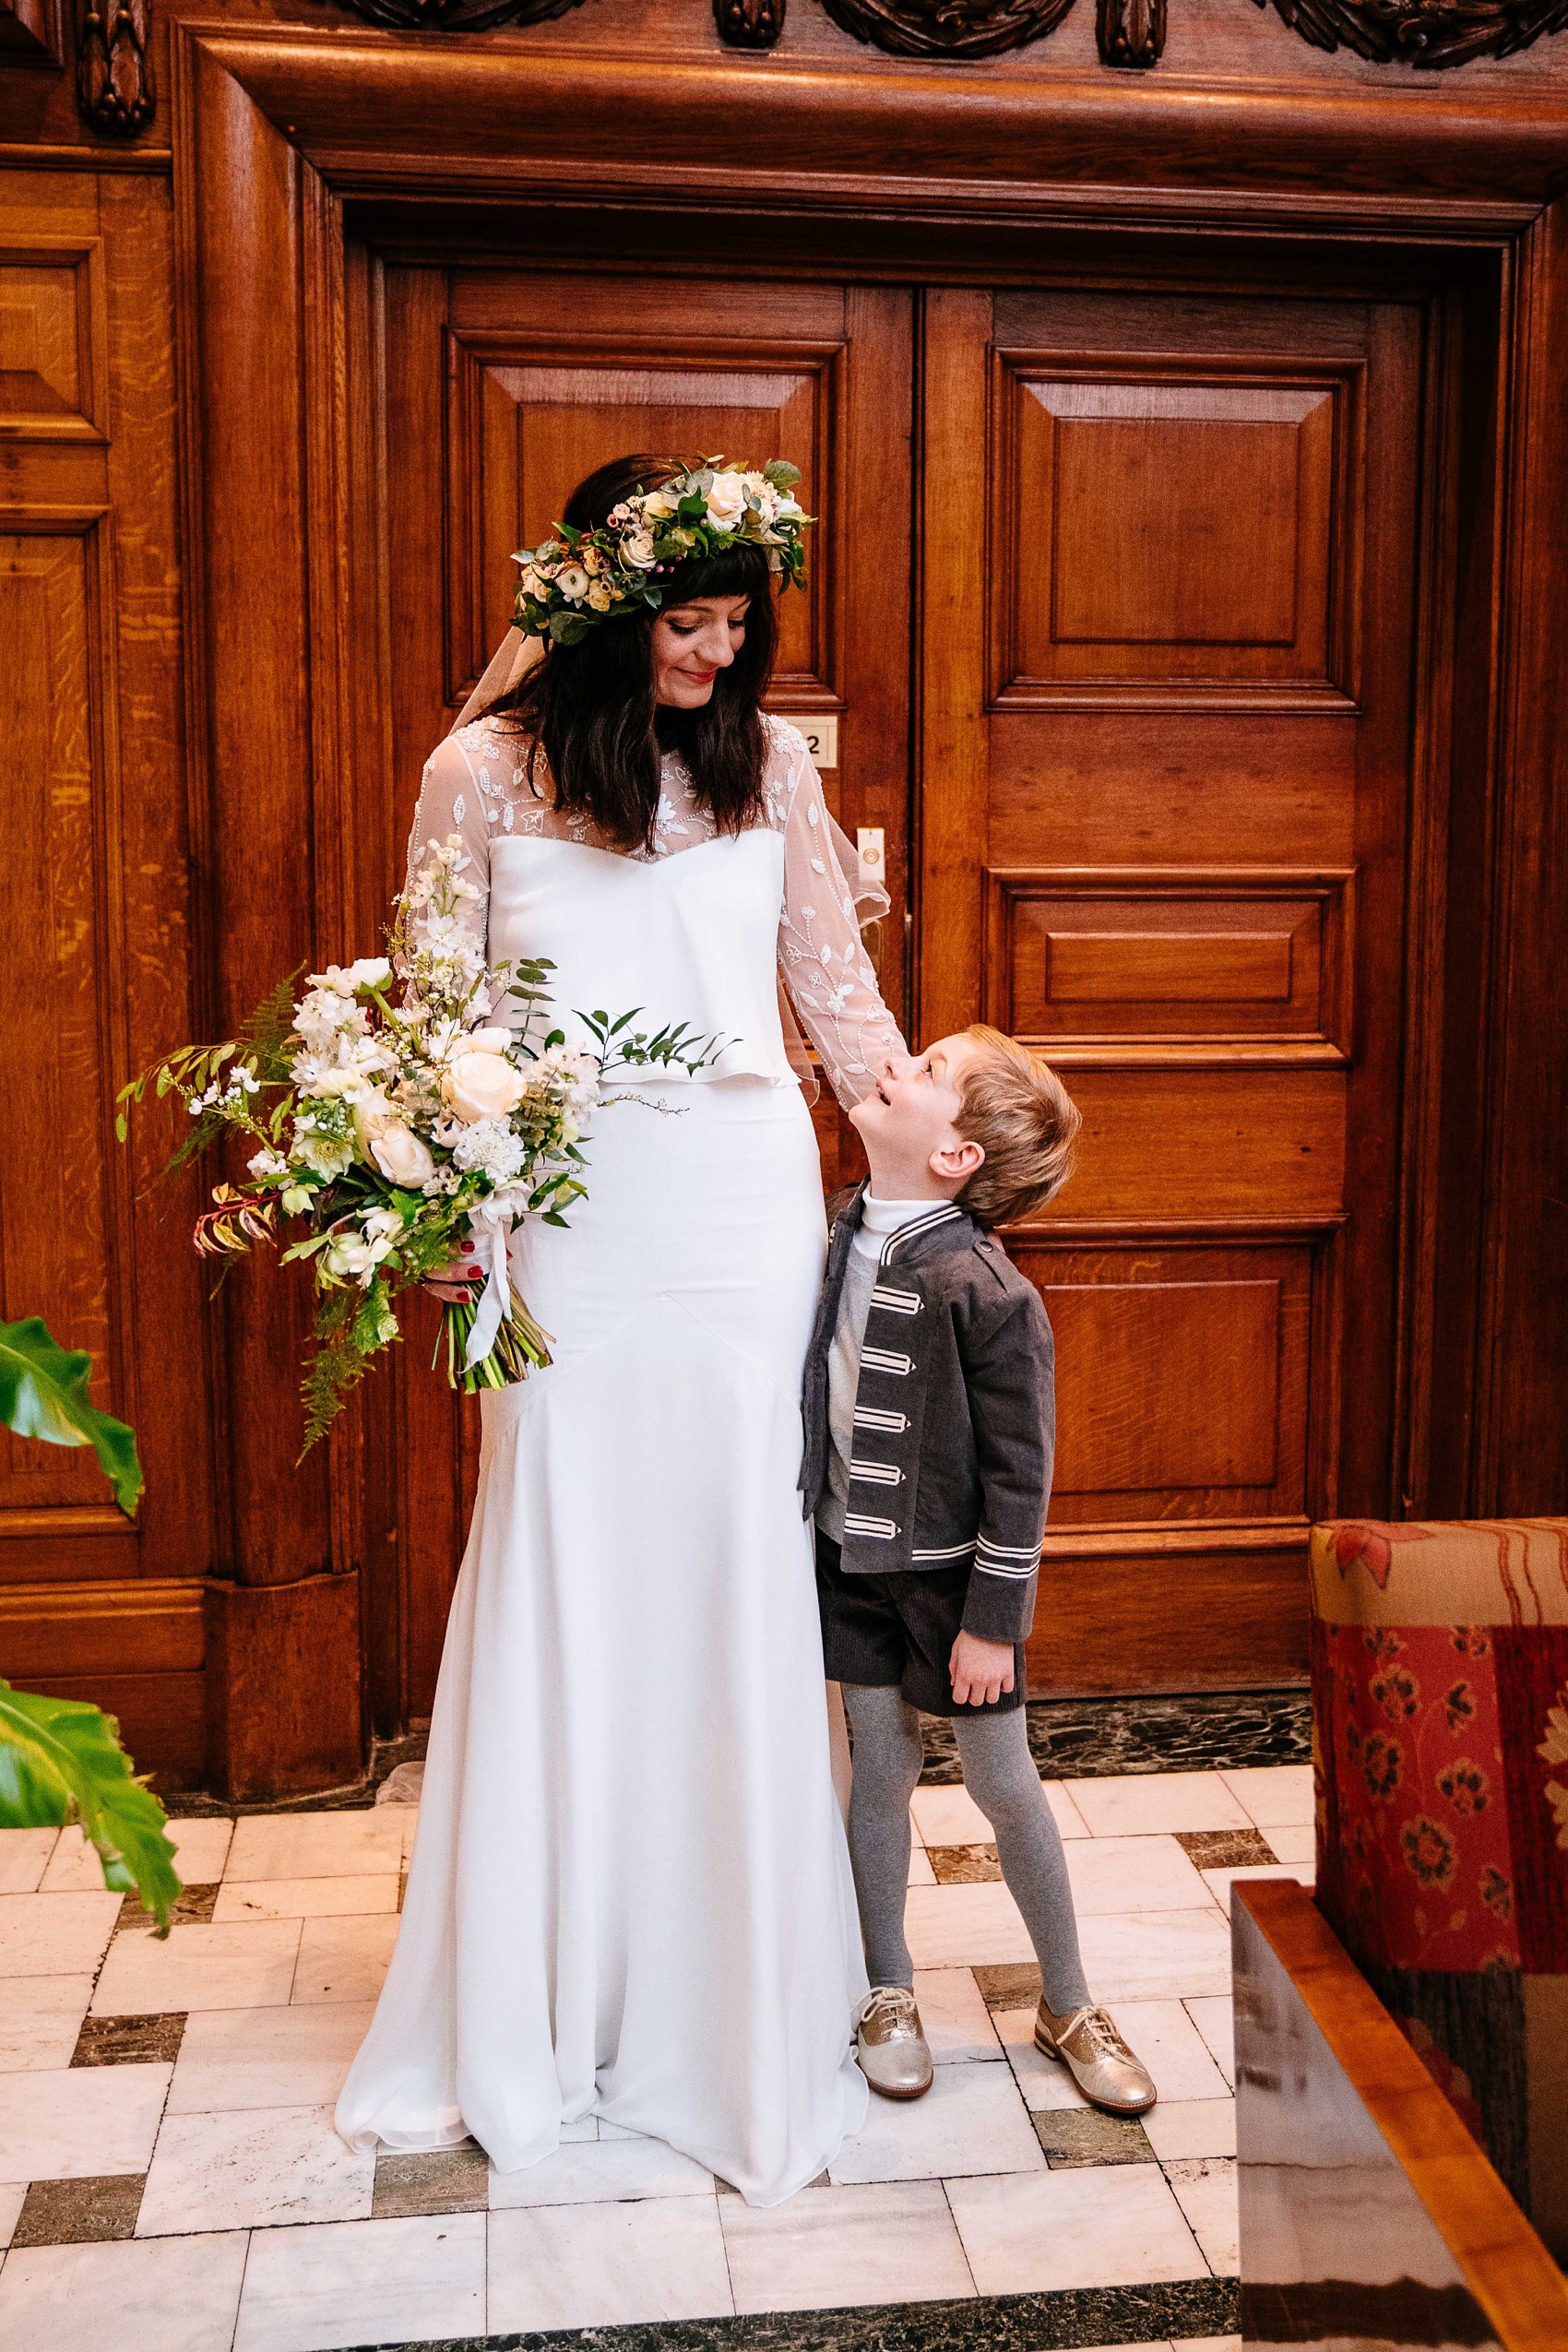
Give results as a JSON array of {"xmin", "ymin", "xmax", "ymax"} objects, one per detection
[{"xmin": 799, "ymin": 1182, "xmax": 1055, "ymax": 1647}]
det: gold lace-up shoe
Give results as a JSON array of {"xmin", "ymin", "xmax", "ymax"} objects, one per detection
[
  {"xmin": 855, "ymin": 1985, "xmax": 934, "ymax": 2100},
  {"xmin": 1034, "ymin": 2000, "xmax": 1157, "ymax": 2115}
]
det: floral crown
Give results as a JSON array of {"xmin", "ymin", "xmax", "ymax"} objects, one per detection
[{"xmin": 512, "ymin": 458, "xmax": 811, "ymax": 647}]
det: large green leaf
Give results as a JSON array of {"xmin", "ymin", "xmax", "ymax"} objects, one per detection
[
  {"xmin": 0, "ymin": 1317, "xmax": 143, "ymax": 1516},
  {"xmin": 0, "ymin": 1681, "xmax": 181, "ymax": 1929}
]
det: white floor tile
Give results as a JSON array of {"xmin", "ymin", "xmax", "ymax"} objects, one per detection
[
  {"xmin": 906, "ymin": 1880, "xmax": 1032, "ymax": 1968},
  {"xmin": 233, "ymin": 2212, "xmax": 485, "ymax": 2351},
  {"xmin": 1202, "ymin": 1862, "xmax": 1313, "ymax": 1914},
  {"xmin": 828, "ymin": 2056, "xmax": 1044, "ymax": 2184},
  {"xmin": 137, "ymin": 2104, "xmax": 374, "ymax": 2235},
  {"xmin": 910, "ymin": 1968, "xmax": 1003, "ymax": 2064},
  {"xmin": 167, "ymin": 2002, "xmax": 375, "ymax": 2115},
  {"xmin": 0, "ymin": 1892, "xmax": 121, "ymax": 1978},
  {"xmin": 38, "ymin": 1818, "xmax": 232, "ymax": 1896},
  {"xmin": 291, "ymin": 1916, "xmax": 398, "ymax": 2004},
  {"xmin": 909, "ymin": 1784, "xmax": 994, "ymax": 1847},
  {"xmin": 1106, "ymin": 2001, "xmax": 1231, "ymax": 2103},
  {"xmin": 3, "ymin": 2063, "xmax": 171, "ymax": 2179},
  {"xmin": 1064, "ymin": 1836, "xmax": 1213, "ymax": 1916},
  {"xmin": 1165, "ymin": 2156, "xmax": 1239, "ymax": 2274},
  {"xmin": 0, "ymin": 1831, "xmax": 57, "ymax": 1895},
  {"xmin": 1142, "ymin": 2099, "xmax": 1237, "ymax": 2161},
  {"xmin": 487, "ymin": 2196, "xmax": 732, "ymax": 2331},
  {"xmin": 1261, "ymin": 1823, "xmax": 1315, "ymax": 1866},
  {"xmin": 993, "ymin": 2007, "xmax": 1087, "ymax": 2111},
  {"xmin": 487, "ymin": 2136, "xmax": 715, "ymax": 2207},
  {"xmin": 91, "ymin": 1920, "xmax": 302, "ymax": 2015},
  {"xmin": 946, "ymin": 2166, "xmax": 1206, "ymax": 2293},
  {"xmin": 1064, "ymin": 1774, "xmax": 1251, "ymax": 1838},
  {"xmin": 0, "ymin": 2231, "xmax": 248, "ymax": 2352},
  {"xmin": 1182, "ymin": 2335, "xmax": 1243, "ymax": 2351},
  {"xmin": 1043, "ymin": 1782, "xmax": 1091, "ymax": 1838},
  {"xmin": 1184, "ymin": 1997, "xmax": 1235, "ymax": 2086},
  {"xmin": 226, "ymin": 1813, "xmax": 403, "ymax": 1883},
  {"xmin": 215, "ymin": 1877, "xmax": 399, "ymax": 1925},
  {"xmin": 0, "ymin": 1974, "xmax": 91, "ymax": 2070},
  {"xmin": 1218, "ymin": 1765, "xmax": 1313, "ymax": 1828},
  {"xmin": 0, "ymin": 2183, "xmax": 26, "ymax": 2251},
  {"xmin": 722, "ymin": 2179, "xmax": 976, "ymax": 2312},
  {"xmin": 36, "ymin": 1823, "xmax": 233, "ymax": 1898},
  {"xmin": 168, "ymin": 1819, "xmax": 237, "ymax": 1884},
  {"xmin": 908, "ymin": 1845, "xmax": 936, "ymax": 1886},
  {"xmin": 1078, "ymin": 1909, "xmax": 1232, "ymax": 2004}
]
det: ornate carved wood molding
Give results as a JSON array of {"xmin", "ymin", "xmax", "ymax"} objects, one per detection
[
  {"xmin": 1097, "ymin": 0, "xmax": 1165, "ymax": 64},
  {"xmin": 816, "ymin": 0, "xmax": 1076, "ymax": 56},
  {"xmin": 714, "ymin": 0, "xmax": 787, "ymax": 42},
  {"xmin": 1253, "ymin": 0, "xmax": 1568, "ymax": 65},
  {"xmin": 76, "ymin": 0, "xmax": 154, "ymax": 132},
  {"xmin": 308, "ymin": 0, "xmax": 585, "ymax": 28}
]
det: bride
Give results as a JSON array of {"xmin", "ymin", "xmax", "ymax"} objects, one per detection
[{"xmin": 335, "ymin": 455, "xmax": 906, "ymax": 2205}]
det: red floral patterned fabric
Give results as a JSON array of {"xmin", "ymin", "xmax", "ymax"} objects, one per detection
[{"xmin": 1309, "ymin": 1519, "xmax": 1568, "ymax": 2256}]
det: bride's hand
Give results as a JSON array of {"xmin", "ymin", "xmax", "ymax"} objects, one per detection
[{"xmin": 425, "ymin": 1257, "xmax": 483, "ymax": 1305}]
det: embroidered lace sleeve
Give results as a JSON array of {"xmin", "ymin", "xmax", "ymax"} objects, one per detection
[
  {"xmin": 403, "ymin": 718, "xmax": 568, "ymax": 959},
  {"xmin": 768, "ymin": 719, "xmax": 908, "ymax": 1107}
]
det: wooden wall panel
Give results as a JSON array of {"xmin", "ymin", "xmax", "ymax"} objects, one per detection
[{"xmin": 0, "ymin": 169, "xmax": 210, "ymax": 1787}]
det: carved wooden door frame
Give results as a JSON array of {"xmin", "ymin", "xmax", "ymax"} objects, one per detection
[{"xmin": 166, "ymin": 18, "xmax": 1567, "ymax": 1791}]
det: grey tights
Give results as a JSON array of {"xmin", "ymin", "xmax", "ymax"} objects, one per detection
[{"xmin": 842, "ymin": 1681, "xmax": 1090, "ymax": 2013}]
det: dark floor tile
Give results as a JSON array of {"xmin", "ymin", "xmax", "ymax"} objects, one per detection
[
  {"xmin": 115, "ymin": 1883, "xmax": 218, "ymax": 1932},
  {"xmin": 336, "ymin": 2275, "xmax": 1240, "ymax": 2350},
  {"xmin": 927, "ymin": 1843, "xmax": 1002, "ymax": 1884},
  {"xmin": 1032, "ymin": 2107, "xmax": 1156, "ymax": 2168},
  {"xmin": 972, "ymin": 1962, "xmax": 1041, "ymax": 2013},
  {"xmin": 920, "ymin": 1689, "xmax": 1309, "ymax": 1785},
  {"xmin": 1175, "ymin": 1828, "xmax": 1277, "ymax": 1871},
  {"xmin": 372, "ymin": 2144, "xmax": 490, "ymax": 2217},
  {"xmin": 71, "ymin": 2013, "xmax": 186, "ymax": 2068},
  {"xmin": 12, "ymin": 2174, "xmax": 146, "ymax": 2247}
]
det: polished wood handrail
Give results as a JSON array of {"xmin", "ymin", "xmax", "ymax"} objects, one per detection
[{"xmin": 1236, "ymin": 1879, "xmax": 1568, "ymax": 2352}]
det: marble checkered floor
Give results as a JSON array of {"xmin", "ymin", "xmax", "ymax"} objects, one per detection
[{"xmin": 0, "ymin": 1761, "xmax": 1313, "ymax": 2352}]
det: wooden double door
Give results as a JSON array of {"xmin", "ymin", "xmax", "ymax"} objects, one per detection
[{"xmin": 369, "ymin": 257, "xmax": 1421, "ymax": 1720}]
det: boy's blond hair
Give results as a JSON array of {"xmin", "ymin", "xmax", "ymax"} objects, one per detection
[{"xmin": 952, "ymin": 1025, "xmax": 1081, "ymax": 1229}]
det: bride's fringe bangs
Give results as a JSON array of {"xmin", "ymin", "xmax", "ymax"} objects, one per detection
[{"xmin": 496, "ymin": 456, "xmax": 778, "ymax": 852}]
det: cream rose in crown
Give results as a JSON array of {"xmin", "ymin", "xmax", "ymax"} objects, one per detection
[
  {"xmin": 118, "ymin": 836, "xmax": 721, "ymax": 1451},
  {"xmin": 512, "ymin": 457, "xmax": 810, "ymax": 648}
]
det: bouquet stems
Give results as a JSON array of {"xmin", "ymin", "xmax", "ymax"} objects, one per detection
[{"xmin": 437, "ymin": 1295, "xmax": 553, "ymax": 1392}]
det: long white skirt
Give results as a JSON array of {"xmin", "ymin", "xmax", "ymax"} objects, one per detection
[{"xmin": 335, "ymin": 1077, "xmax": 869, "ymax": 2206}]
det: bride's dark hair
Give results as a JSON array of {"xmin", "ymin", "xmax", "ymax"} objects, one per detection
[{"xmin": 498, "ymin": 453, "xmax": 778, "ymax": 849}]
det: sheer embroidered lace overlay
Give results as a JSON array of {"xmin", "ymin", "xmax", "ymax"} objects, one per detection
[{"xmin": 404, "ymin": 711, "xmax": 905, "ymax": 1108}]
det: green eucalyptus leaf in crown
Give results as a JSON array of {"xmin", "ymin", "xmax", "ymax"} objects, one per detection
[{"xmin": 511, "ymin": 458, "xmax": 811, "ymax": 646}]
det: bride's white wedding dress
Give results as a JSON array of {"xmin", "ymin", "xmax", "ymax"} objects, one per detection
[{"xmin": 335, "ymin": 711, "xmax": 902, "ymax": 2204}]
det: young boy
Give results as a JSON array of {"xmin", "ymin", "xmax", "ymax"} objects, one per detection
[{"xmin": 801, "ymin": 1026, "xmax": 1156, "ymax": 2115}]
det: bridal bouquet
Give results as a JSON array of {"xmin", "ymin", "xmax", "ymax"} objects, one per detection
[{"xmin": 118, "ymin": 835, "xmax": 719, "ymax": 1449}]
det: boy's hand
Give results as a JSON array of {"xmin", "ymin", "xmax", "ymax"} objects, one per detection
[{"xmin": 949, "ymin": 1632, "xmax": 1016, "ymax": 1708}]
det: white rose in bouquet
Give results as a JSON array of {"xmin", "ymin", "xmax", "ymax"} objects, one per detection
[
  {"xmin": 704, "ymin": 472, "xmax": 746, "ymax": 530},
  {"xmin": 371, "ymin": 1123, "xmax": 436, "ymax": 1188},
  {"xmin": 442, "ymin": 1045, "xmax": 527, "ymax": 1124},
  {"xmin": 621, "ymin": 529, "xmax": 657, "ymax": 570}
]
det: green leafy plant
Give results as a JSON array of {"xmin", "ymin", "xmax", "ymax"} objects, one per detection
[
  {"xmin": 0, "ymin": 1317, "xmax": 179, "ymax": 1927},
  {"xmin": 0, "ymin": 1682, "xmax": 180, "ymax": 1930},
  {"xmin": 0, "ymin": 1316, "xmax": 143, "ymax": 1515}
]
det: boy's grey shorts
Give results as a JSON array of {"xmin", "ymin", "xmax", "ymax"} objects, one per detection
[{"xmin": 814, "ymin": 1528, "xmax": 1028, "ymax": 1717}]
